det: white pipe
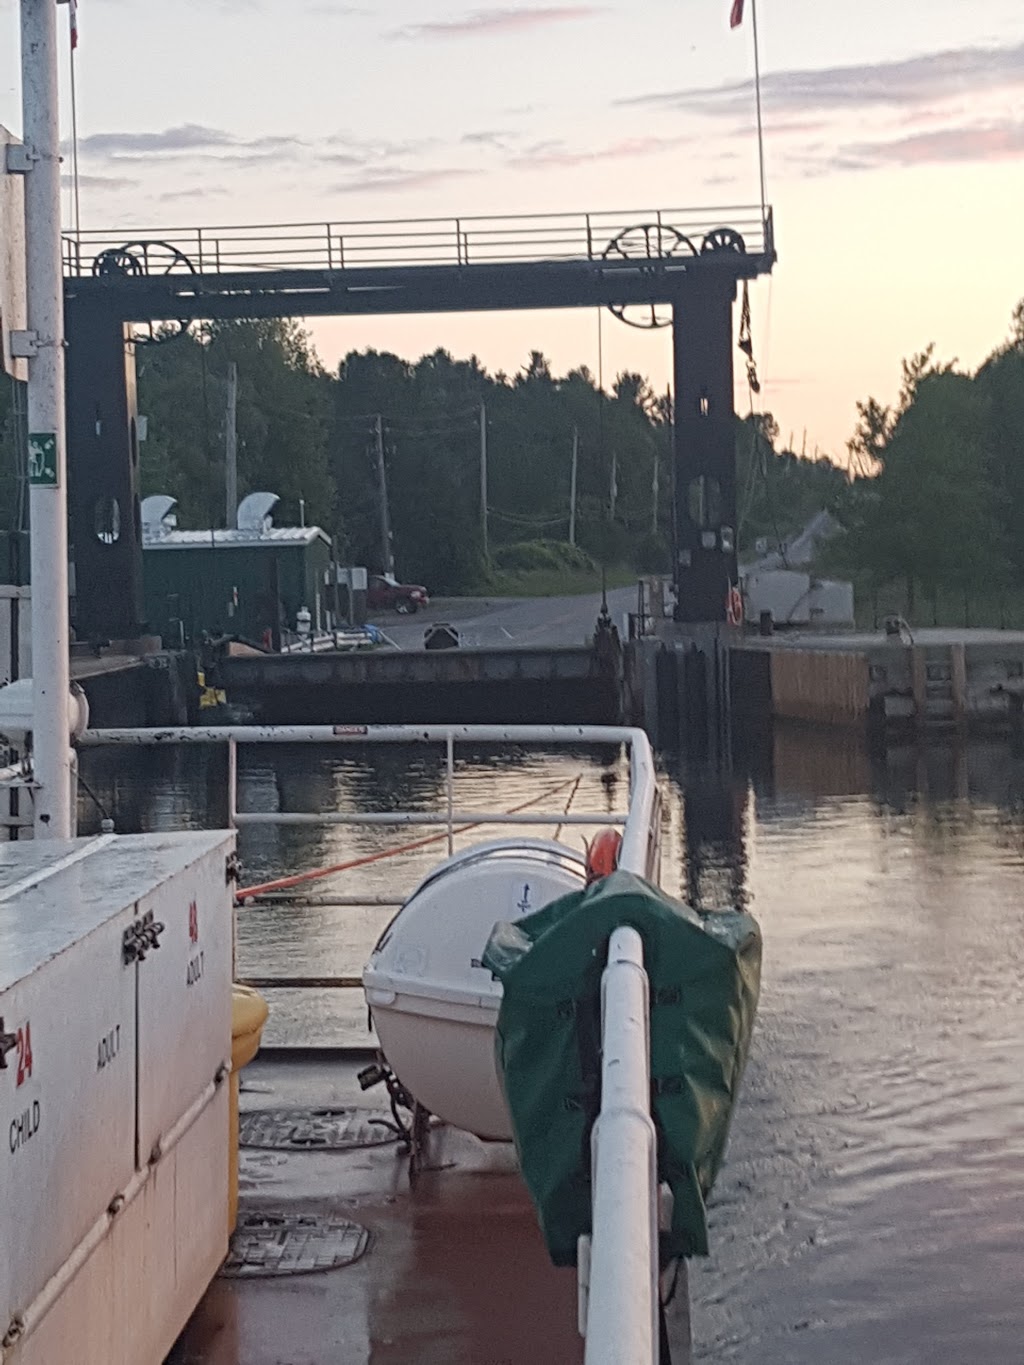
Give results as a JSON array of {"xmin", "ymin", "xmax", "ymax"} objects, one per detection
[
  {"xmin": 234, "ymin": 811, "xmax": 626, "ymax": 828},
  {"xmin": 21, "ymin": 0, "xmax": 73, "ymax": 839},
  {"xmin": 82, "ymin": 723, "xmax": 645, "ymax": 745},
  {"xmin": 226, "ymin": 736, "xmax": 237, "ymax": 829},
  {"xmin": 80, "ymin": 723, "xmax": 658, "ymax": 873},
  {"xmin": 445, "ymin": 731, "xmax": 455, "ymax": 856},
  {"xmin": 584, "ymin": 925, "xmax": 659, "ymax": 1365}
]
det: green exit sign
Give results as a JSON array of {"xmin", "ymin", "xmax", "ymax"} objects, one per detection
[{"xmin": 27, "ymin": 432, "xmax": 58, "ymax": 487}]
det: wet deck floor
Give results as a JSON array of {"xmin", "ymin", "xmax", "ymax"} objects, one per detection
[{"xmin": 170, "ymin": 1055, "xmax": 689, "ymax": 1365}]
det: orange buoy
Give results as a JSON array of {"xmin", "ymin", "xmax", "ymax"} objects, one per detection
[{"xmin": 586, "ymin": 828, "xmax": 622, "ymax": 883}]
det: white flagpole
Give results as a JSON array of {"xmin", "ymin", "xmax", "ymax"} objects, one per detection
[
  {"xmin": 750, "ymin": 0, "xmax": 767, "ymax": 222},
  {"xmin": 21, "ymin": 0, "xmax": 73, "ymax": 838},
  {"xmin": 69, "ymin": 0, "xmax": 81, "ymax": 236}
]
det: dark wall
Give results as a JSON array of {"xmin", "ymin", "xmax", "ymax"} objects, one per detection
[{"xmin": 66, "ymin": 306, "xmax": 145, "ymax": 641}]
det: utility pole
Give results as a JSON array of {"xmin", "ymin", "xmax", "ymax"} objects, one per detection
[
  {"xmin": 667, "ymin": 386, "xmax": 677, "ymax": 577},
  {"xmin": 21, "ymin": 0, "xmax": 72, "ymax": 838},
  {"xmin": 651, "ymin": 439, "xmax": 659, "ymax": 536},
  {"xmin": 569, "ymin": 426, "xmax": 578, "ymax": 546},
  {"xmin": 225, "ymin": 361, "xmax": 238, "ymax": 527},
  {"xmin": 479, "ymin": 400, "xmax": 488, "ymax": 559},
  {"xmin": 374, "ymin": 414, "xmax": 394, "ymax": 575},
  {"xmin": 610, "ymin": 449, "xmax": 618, "ymax": 521}
]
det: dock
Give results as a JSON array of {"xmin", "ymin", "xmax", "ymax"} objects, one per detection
[
  {"xmin": 735, "ymin": 627, "xmax": 1024, "ymax": 732},
  {"xmin": 170, "ymin": 1051, "xmax": 691, "ymax": 1365},
  {"xmin": 212, "ymin": 641, "xmax": 624, "ymax": 725},
  {"xmin": 628, "ymin": 626, "xmax": 1024, "ymax": 747},
  {"xmin": 70, "ymin": 645, "xmax": 198, "ymax": 727}
]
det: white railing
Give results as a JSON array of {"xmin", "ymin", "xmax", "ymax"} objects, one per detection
[
  {"xmin": 579, "ymin": 925, "xmax": 660, "ymax": 1365},
  {"xmin": 77, "ymin": 723, "xmax": 658, "ymax": 869},
  {"xmin": 73, "ymin": 721, "xmax": 663, "ymax": 1361}
]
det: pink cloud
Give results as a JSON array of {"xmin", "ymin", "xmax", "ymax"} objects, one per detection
[
  {"xmin": 844, "ymin": 119, "xmax": 1024, "ymax": 168},
  {"xmin": 510, "ymin": 133, "xmax": 691, "ymax": 170},
  {"xmin": 389, "ymin": 6, "xmax": 603, "ymax": 40}
]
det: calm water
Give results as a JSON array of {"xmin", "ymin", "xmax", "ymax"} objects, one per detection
[{"xmin": 79, "ymin": 729, "xmax": 1024, "ymax": 1364}]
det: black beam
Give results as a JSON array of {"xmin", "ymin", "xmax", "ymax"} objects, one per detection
[
  {"xmin": 671, "ymin": 276, "xmax": 738, "ymax": 624},
  {"xmin": 64, "ymin": 253, "xmax": 774, "ymax": 324},
  {"xmin": 65, "ymin": 308, "xmax": 146, "ymax": 640},
  {"xmin": 61, "ymin": 236, "xmax": 773, "ymax": 644}
]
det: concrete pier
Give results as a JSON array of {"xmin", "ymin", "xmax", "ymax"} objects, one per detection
[
  {"xmin": 72, "ymin": 647, "xmax": 198, "ymax": 727},
  {"xmin": 627, "ymin": 626, "xmax": 1024, "ymax": 744},
  {"xmin": 212, "ymin": 641, "xmax": 624, "ymax": 726}
]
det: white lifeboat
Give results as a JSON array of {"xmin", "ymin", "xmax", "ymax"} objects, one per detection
[{"xmin": 362, "ymin": 838, "xmax": 587, "ymax": 1140}]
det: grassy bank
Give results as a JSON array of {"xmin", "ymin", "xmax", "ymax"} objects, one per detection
[
  {"xmin": 477, "ymin": 563, "xmax": 637, "ymax": 598},
  {"xmin": 853, "ymin": 579, "xmax": 1024, "ymax": 631},
  {"xmin": 471, "ymin": 539, "xmax": 641, "ymax": 598}
]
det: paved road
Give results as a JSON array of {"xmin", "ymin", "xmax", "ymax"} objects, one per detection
[{"xmin": 369, "ymin": 586, "xmax": 638, "ymax": 651}]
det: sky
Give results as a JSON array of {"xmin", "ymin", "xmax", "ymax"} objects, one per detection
[{"xmin": 1, "ymin": 0, "xmax": 1023, "ymax": 462}]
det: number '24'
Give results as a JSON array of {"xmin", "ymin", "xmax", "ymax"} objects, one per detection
[{"xmin": 16, "ymin": 1023, "xmax": 33, "ymax": 1088}]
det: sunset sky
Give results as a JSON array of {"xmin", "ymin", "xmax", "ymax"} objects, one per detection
[{"xmin": 1, "ymin": 0, "xmax": 1022, "ymax": 462}]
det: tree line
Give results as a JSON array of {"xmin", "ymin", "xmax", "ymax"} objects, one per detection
[
  {"xmin": 0, "ymin": 299, "xmax": 1021, "ymax": 616},
  {"xmin": 826, "ymin": 299, "xmax": 1024, "ymax": 624},
  {"xmin": 118, "ymin": 319, "xmax": 840, "ymax": 592}
]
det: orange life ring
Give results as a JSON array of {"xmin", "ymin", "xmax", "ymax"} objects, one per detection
[
  {"xmin": 726, "ymin": 585, "xmax": 743, "ymax": 627},
  {"xmin": 585, "ymin": 829, "xmax": 621, "ymax": 883}
]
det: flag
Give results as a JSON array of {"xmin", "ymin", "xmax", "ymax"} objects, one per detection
[
  {"xmin": 70, "ymin": 0, "xmax": 78, "ymax": 49},
  {"xmin": 730, "ymin": 0, "xmax": 744, "ymax": 27}
]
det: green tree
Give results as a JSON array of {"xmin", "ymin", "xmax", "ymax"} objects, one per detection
[
  {"xmin": 137, "ymin": 319, "xmax": 335, "ymax": 534},
  {"xmin": 831, "ymin": 364, "xmax": 1006, "ymax": 616},
  {"xmin": 976, "ymin": 298, "xmax": 1024, "ymax": 574}
]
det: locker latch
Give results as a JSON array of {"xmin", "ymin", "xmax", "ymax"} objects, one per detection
[
  {"xmin": 122, "ymin": 910, "xmax": 166, "ymax": 964},
  {"xmin": 0, "ymin": 1018, "xmax": 16, "ymax": 1070}
]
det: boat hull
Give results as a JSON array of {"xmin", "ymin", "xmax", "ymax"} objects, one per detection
[{"xmin": 363, "ymin": 839, "xmax": 587, "ymax": 1140}]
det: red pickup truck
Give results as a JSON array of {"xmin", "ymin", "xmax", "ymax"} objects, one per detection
[{"xmin": 367, "ymin": 573, "xmax": 430, "ymax": 614}]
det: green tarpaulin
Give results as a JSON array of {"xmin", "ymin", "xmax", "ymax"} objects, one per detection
[{"xmin": 482, "ymin": 870, "xmax": 761, "ymax": 1266}]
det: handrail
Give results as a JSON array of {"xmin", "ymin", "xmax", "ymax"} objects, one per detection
[
  {"xmin": 61, "ymin": 204, "xmax": 774, "ymax": 277},
  {"xmin": 79, "ymin": 723, "xmax": 658, "ymax": 877},
  {"xmin": 582, "ymin": 925, "xmax": 660, "ymax": 1364}
]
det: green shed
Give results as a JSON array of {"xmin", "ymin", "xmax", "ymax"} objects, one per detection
[{"xmin": 142, "ymin": 495, "xmax": 333, "ymax": 648}]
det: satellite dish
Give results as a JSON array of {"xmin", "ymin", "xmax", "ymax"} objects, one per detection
[
  {"xmin": 140, "ymin": 495, "xmax": 178, "ymax": 539},
  {"xmin": 236, "ymin": 492, "xmax": 279, "ymax": 533}
]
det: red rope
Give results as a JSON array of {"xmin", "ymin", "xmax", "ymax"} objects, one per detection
[{"xmin": 235, "ymin": 776, "xmax": 580, "ymax": 903}]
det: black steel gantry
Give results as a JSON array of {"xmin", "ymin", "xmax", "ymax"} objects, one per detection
[{"xmin": 61, "ymin": 207, "xmax": 775, "ymax": 640}]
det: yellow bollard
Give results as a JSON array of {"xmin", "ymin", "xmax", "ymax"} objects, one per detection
[{"xmin": 229, "ymin": 984, "xmax": 269, "ymax": 1232}]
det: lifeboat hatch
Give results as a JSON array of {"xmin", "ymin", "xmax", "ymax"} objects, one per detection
[
  {"xmin": 221, "ymin": 1212, "xmax": 370, "ymax": 1278},
  {"xmin": 239, "ymin": 1107, "xmax": 395, "ymax": 1151}
]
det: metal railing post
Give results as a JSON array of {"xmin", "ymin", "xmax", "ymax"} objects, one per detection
[
  {"xmin": 227, "ymin": 736, "xmax": 237, "ymax": 829},
  {"xmin": 583, "ymin": 924, "xmax": 659, "ymax": 1364},
  {"xmin": 446, "ymin": 731, "xmax": 455, "ymax": 856}
]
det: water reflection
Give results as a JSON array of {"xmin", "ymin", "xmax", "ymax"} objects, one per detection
[{"xmin": 76, "ymin": 725, "xmax": 1024, "ymax": 1364}]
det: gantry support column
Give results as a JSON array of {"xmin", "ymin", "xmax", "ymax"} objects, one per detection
[
  {"xmin": 65, "ymin": 303, "xmax": 146, "ymax": 641},
  {"xmin": 671, "ymin": 275, "xmax": 738, "ymax": 623}
]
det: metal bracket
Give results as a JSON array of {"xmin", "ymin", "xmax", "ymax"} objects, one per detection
[
  {"xmin": 4, "ymin": 144, "xmax": 33, "ymax": 174},
  {"xmin": 9, "ymin": 332, "xmax": 38, "ymax": 359},
  {"xmin": 122, "ymin": 910, "xmax": 165, "ymax": 964},
  {"xmin": 577, "ymin": 1234, "xmax": 591, "ymax": 1337}
]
